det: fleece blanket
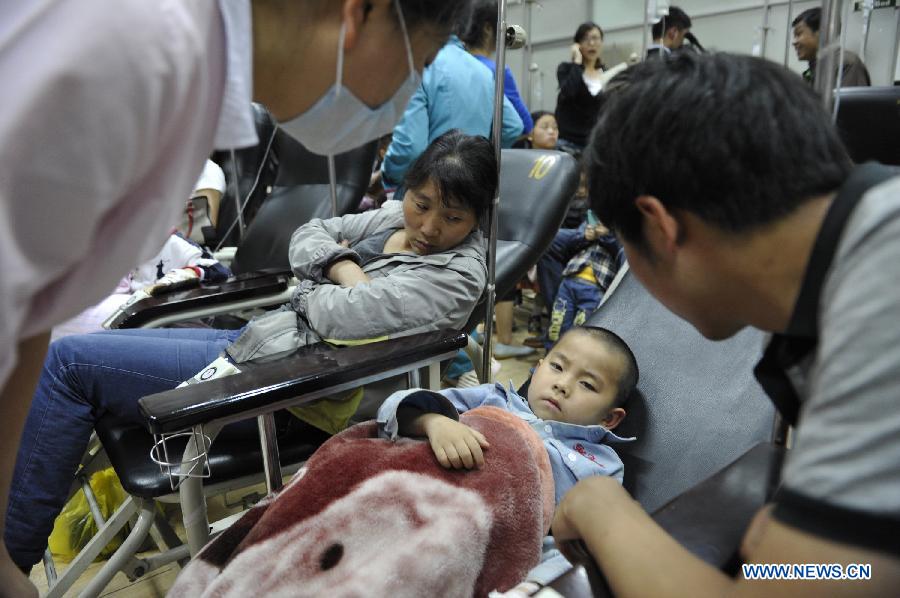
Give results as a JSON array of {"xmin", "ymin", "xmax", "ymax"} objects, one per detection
[{"xmin": 168, "ymin": 406, "xmax": 555, "ymax": 597}]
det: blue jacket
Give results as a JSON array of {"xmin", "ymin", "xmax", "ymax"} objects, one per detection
[
  {"xmin": 473, "ymin": 55, "xmax": 533, "ymax": 134},
  {"xmin": 382, "ymin": 37, "xmax": 524, "ymax": 187}
]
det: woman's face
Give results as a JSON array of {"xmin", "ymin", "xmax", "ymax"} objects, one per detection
[
  {"xmin": 530, "ymin": 114, "xmax": 559, "ymax": 150},
  {"xmin": 578, "ymin": 27, "xmax": 604, "ymax": 65},
  {"xmin": 402, "ymin": 179, "xmax": 478, "ymax": 255}
]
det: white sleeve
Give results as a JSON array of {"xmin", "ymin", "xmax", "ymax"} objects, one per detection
[{"xmin": 0, "ymin": 0, "xmax": 224, "ymax": 387}]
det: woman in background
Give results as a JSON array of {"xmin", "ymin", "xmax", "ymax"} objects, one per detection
[{"xmin": 555, "ymin": 22, "xmax": 607, "ymax": 157}]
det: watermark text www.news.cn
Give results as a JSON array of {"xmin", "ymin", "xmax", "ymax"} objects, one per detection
[{"xmin": 742, "ymin": 563, "xmax": 872, "ymax": 581}]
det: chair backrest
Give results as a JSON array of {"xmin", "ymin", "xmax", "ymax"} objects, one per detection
[
  {"xmin": 228, "ymin": 131, "xmax": 378, "ymax": 275},
  {"xmin": 585, "ymin": 270, "xmax": 776, "ymax": 513},
  {"xmin": 834, "ymin": 86, "xmax": 900, "ymax": 166},
  {"xmin": 464, "ymin": 149, "xmax": 579, "ymax": 331},
  {"xmin": 213, "ymin": 103, "xmax": 280, "ymax": 248}
]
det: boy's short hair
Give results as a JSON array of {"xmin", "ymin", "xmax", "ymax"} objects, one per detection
[
  {"xmin": 558, "ymin": 326, "xmax": 639, "ymax": 408},
  {"xmin": 792, "ymin": 7, "xmax": 820, "ymax": 32},
  {"xmin": 586, "ymin": 52, "xmax": 852, "ymax": 251}
]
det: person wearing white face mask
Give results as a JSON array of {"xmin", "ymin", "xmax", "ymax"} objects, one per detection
[{"xmin": 0, "ymin": 1, "xmax": 475, "ymax": 594}]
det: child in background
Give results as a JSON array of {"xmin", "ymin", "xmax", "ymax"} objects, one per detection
[
  {"xmin": 379, "ymin": 325, "xmax": 637, "ymax": 584},
  {"xmin": 546, "ymin": 212, "xmax": 625, "ymax": 349}
]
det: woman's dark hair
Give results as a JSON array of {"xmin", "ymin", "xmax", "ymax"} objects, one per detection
[
  {"xmin": 573, "ymin": 22, "xmax": 605, "ymax": 70},
  {"xmin": 459, "ymin": 0, "xmax": 497, "ymax": 50},
  {"xmin": 651, "ymin": 6, "xmax": 692, "ymax": 39},
  {"xmin": 395, "ymin": 0, "xmax": 474, "ymax": 37},
  {"xmin": 403, "ymin": 130, "xmax": 497, "ymax": 223},
  {"xmin": 530, "ymin": 110, "xmax": 554, "ymax": 126},
  {"xmin": 792, "ymin": 7, "xmax": 821, "ymax": 33},
  {"xmin": 585, "ymin": 52, "xmax": 852, "ymax": 252}
]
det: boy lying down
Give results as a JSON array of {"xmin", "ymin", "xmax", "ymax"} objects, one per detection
[{"xmin": 168, "ymin": 326, "xmax": 637, "ymax": 597}]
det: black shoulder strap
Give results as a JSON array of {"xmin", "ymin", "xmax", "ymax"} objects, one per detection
[{"xmin": 754, "ymin": 163, "xmax": 897, "ymax": 426}]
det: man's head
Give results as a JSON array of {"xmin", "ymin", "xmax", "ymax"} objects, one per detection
[
  {"xmin": 585, "ymin": 53, "xmax": 852, "ymax": 338},
  {"xmin": 527, "ymin": 327, "xmax": 637, "ymax": 429},
  {"xmin": 792, "ymin": 8, "xmax": 820, "ymax": 62},
  {"xmin": 252, "ymin": 0, "xmax": 473, "ymax": 121},
  {"xmin": 651, "ymin": 6, "xmax": 692, "ymax": 50}
]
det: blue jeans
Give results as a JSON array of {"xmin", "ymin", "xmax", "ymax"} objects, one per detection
[
  {"xmin": 4, "ymin": 327, "xmax": 243, "ymax": 569},
  {"xmin": 536, "ymin": 228, "xmax": 585, "ymax": 316},
  {"xmin": 547, "ymin": 278, "xmax": 601, "ymax": 349}
]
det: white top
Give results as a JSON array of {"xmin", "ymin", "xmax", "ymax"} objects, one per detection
[
  {"xmin": 582, "ymin": 72, "xmax": 603, "ymax": 96},
  {"xmin": 0, "ymin": 0, "xmax": 256, "ymax": 389},
  {"xmin": 195, "ymin": 160, "xmax": 227, "ymax": 195}
]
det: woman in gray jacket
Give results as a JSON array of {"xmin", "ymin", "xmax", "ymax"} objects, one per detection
[
  {"xmin": 8, "ymin": 131, "xmax": 496, "ymax": 567},
  {"xmin": 229, "ymin": 130, "xmax": 492, "ymax": 361}
]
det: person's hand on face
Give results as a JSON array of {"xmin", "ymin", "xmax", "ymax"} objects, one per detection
[
  {"xmin": 570, "ymin": 43, "xmax": 583, "ymax": 65},
  {"xmin": 420, "ymin": 414, "xmax": 490, "ymax": 470}
]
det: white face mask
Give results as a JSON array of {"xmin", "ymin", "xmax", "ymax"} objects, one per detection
[{"xmin": 279, "ymin": 0, "xmax": 420, "ymax": 156}]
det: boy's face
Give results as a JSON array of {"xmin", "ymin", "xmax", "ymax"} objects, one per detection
[{"xmin": 527, "ymin": 331, "xmax": 626, "ymax": 428}]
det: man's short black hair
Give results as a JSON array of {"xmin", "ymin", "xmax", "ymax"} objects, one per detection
[
  {"xmin": 651, "ymin": 6, "xmax": 692, "ymax": 40},
  {"xmin": 558, "ymin": 326, "xmax": 639, "ymax": 409},
  {"xmin": 585, "ymin": 52, "xmax": 852, "ymax": 250},
  {"xmin": 792, "ymin": 7, "xmax": 821, "ymax": 33}
]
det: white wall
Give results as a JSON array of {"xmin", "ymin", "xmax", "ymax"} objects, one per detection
[{"xmin": 503, "ymin": 0, "xmax": 899, "ymax": 113}]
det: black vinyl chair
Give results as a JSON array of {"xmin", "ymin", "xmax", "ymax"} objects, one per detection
[
  {"xmin": 834, "ymin": 86, "xmax": 900, "ymax": 167},
  {"xmin": 466, "ymin": 148, "xmax": 579, "ymax": 332},
  {"xmin": 459, "ymin": 149, "xmax": 579, "ymax": 380},
  {"xmin": 105, "ymin": 108, "xmax": 377, "ymax": 330},
  {"xmin": 43, "ymin": 330, "xmax": 466, "ymax": 597},
  {"xmin": 211, "ymin": 103, "xmax": 377, "ymax": 252}
]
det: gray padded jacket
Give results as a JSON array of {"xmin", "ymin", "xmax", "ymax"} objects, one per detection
[{"xmin": 227, "ymin": 200, "xmax": 486, "ymax": 363}]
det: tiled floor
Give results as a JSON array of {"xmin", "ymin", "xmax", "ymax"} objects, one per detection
[{"xmin": 31, "ymin": 306, "xmax": 545, "ymax": 596}]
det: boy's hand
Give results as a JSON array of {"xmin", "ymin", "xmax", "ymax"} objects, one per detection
[
  {"xmin": 420, "ymin": 414, "xmax": 490, "ymax": 470},
  {"xmin": 584, "ymin": 225, "xmax": 597, "ymax": 241}
]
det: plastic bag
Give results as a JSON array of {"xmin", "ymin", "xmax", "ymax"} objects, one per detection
[{"xmin": 48, "ymin": 467, "xmax": 128, "ymax": 562}]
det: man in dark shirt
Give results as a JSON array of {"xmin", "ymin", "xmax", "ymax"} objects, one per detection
[{"xmin": 645, "ymin": 7, "xmax": 692, "ymax": 59}]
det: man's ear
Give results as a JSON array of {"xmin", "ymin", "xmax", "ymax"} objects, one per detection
[
  {"xmin": 601, "ymin": 407, "xmax": 626, "ymax": 430},
  {"xmin": 635, "ymin": 195, "xmax": 681, "ymax": 254},
  {"xmin": 340, "ymin": 0, "xmax": 370, "ymax": 50}
]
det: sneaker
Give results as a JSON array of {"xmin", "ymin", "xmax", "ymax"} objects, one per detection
[
  {"xmin": 456, "ymin": 370, "xmax": 481, "ymax": 388},
  {"xmin": 493, "ymin": 342, "xmax": 536, "ymax": 359}
]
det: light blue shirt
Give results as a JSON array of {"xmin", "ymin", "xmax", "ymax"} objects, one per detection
[
  {"xmin": 381, "ymin": 37, "xmax": 524, "ymax": 187},
  {"xmin": 377, "ymin": 381, "xmax": 634, "ymax": 583}
]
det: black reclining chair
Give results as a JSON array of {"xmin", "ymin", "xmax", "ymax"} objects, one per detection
[
  {"xmin": 834, "ymin": 86, "xmax": 900, "ymax": 167},
  {"xmin": 105, "ymin": 111, "xmax": 377, "ymax": 330},
  {"xmin": 462, "ymin": 149, "xmax": 579, "ymax": 380},
  {"xmin": 43, "ymin": 330, "xmax": 466, "ymax": 597},
  {"xmin": 547, "ymin": 269, "xmax": 782, "ymax": 596},
  {"xmin": 211, "ymin": 103, "xmax": 377, "ymax": 252}
]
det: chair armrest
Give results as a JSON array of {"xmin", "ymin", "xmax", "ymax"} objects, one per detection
[
  {"xmin": 106, "ymin": 270, "xmax": 293, "ymax": 329},
  {"xmin": 138, "ymin": 329, "xmax": 467, "ymax": 434},
  {"xmin": 650, "ymin": 441, "xmax": 785, "ymax": 571}
]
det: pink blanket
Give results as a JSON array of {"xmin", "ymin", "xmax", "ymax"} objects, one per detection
[{"xmin": 169, "ymin": 406, "xmax": 554, "ymax": 597}]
